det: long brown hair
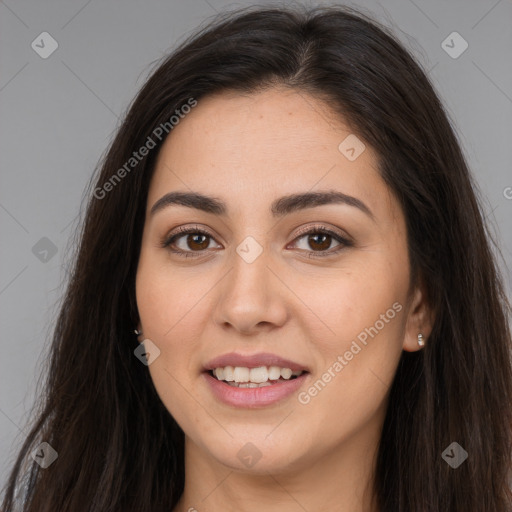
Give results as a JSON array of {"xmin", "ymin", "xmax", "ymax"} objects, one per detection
[{"xmin": 2, "ymin": 5, "xmax": 511, "ymax": 511}]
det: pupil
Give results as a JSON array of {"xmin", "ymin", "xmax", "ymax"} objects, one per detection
[
  {"xmin": 310, "ymin": 234, "xmax": 330, "ymax": 250},
  {"xmin": 189, "ymin": 234, "xmax": 209, "ymax": 250}
]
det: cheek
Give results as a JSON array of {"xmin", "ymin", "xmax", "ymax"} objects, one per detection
[
  {"xmin": 294, "ymin": 252, "xmax": 408, "ymax": 352},
  {"xmin": 136, "ymin": 250, "xmax": 209, "ymax": 341},
  {"xmin": 296, "ymin": 298, "xmax": 405, "ymax": 452},
  {"xmin": 135, "ymin": 255, "xmax": 214, "ymax": 414},
  {"xmin": 294, "ymin": 253, "xmax": 408, "ymax": 415}
]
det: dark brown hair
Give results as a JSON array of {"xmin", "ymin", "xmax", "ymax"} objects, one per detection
[{"xmin": 2, "ymin": 4, "xmax": 511, "ymax": 511}]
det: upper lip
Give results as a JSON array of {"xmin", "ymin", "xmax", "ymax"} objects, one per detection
[{"xmin": 204, "ymin": 352, "xmax": 309, "ymax": 373}]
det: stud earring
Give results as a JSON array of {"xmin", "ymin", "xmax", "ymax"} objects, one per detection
[
  {"xmin": 417, "ymin": 333, "xmax": 425, "ymax": 347},
  {"xmin": 134, "ymin": 329, "xmax": 144, "ymax": 344}
]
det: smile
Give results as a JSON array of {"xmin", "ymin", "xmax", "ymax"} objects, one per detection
[
  {"xmin": 203, "ymin": 367, "xmax": 309, "ymax": 408},
  {"xmin": 210, "ymin": 365, "xmax": 304, "ymax": 387}
]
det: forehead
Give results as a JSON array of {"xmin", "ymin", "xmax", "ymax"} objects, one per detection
[{"xmin": 146, "ymin": 87, "xmax": 394, "ymax": 221}]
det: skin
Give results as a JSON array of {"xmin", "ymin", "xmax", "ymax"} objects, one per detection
[{"xmin": 135, "ymin": 86, "xmax": 433, "ymax": 512}]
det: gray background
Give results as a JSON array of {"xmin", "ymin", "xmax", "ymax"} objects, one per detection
[{"xmin": 1, "ymin": 0, "xmax": 511, "ymax": 487}]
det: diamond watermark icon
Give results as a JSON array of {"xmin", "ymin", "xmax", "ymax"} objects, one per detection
[
  {"xmin": 134, "ymin": 339, "xmax": 161, "ymax": 366},
  {"xmin": 31, "ymin": 442, "xmax": 58, "ymax": 468},
  {"xmin": 236, "ymin": 236, "xmax": 263, "ymax": 264},
  {"xmin": 441, "ymin": 32, "xmax": 468, "ymax": 59},
  {"xmin": 338, "ymin": 134, "xmax": 366, "ymax": 161},
  {"xmin": 31, "ymin": 32, "xmax": 59, "ymax": 59},
  {"xmin": 441, "ymin": 441, "xmax": 468, "ymax": 468},
  {"xmin": 237, "ymin": 442, "xmax": 262, "ymax": 468},
  {"xmin": 32, "ymin": 237, "xmax": 58, "ymax": 263}
]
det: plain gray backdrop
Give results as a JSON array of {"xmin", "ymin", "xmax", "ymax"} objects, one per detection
[{"xmin": 1, "ymin": 0, "xmax": 511, "ymax": 487}]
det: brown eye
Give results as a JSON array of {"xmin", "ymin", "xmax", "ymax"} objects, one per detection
[
  {"xmin": 162, "ymin": 224, "xmax": 352, "ymax": 259},
  {"xmin": 162, "ymin": 227, "xmax": 221, "ymax": 257},
  {"xmin": 184, "ymin": 233, "xmax": 210, "ymax": 251},
  {"xmin": 305, "ymin": 233, "xmax": 333, "ymax": 251},
  {"xmin": 291, "ymin": 226, "xmax": 352, "ymax": 257}
]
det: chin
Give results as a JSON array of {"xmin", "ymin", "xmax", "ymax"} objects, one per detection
[{"xmin": 202, "ymin": 431, "xmax": 310, "ymax": 475}]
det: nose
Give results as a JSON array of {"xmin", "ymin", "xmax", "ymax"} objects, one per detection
[{"xmin": 213, "ymin": 242, "xmax": 289, "ymax": 335}]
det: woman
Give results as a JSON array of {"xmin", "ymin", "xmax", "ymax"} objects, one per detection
[{"xmin": 2, "ymin": 4, "xmax": 511, "ymax": 511}]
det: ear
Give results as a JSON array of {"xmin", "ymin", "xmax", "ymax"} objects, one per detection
[{"xmin": 403, "ymin": 277, "xmax": 434, "ymax": 352}]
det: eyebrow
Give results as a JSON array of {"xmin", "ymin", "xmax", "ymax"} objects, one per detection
[{"xmin": 150, "ymin": 189, "xmax": 374, "ymax": 220}]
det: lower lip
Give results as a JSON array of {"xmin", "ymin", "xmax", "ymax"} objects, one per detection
[{"xmin": 203, "ymin": 371, "xmax": 309, "ymax": 408}]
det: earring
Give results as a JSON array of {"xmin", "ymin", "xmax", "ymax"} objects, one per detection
[
  {"xmin": 134, "ymin": 329, "xmax": 144, "ymax": 344},
  {"xmin": 417, "ymin": 333, "xmax": 425, "ymax": 347}
]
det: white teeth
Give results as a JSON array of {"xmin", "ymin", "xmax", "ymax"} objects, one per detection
[
  {"xmin": 211, "ymin": 365, "xmax": 304, "ymax": 384},
  {"xmin": 281, "ymin": 368, "xmax": 293, "ymax": 380},
  {"xmin": 233, "ymin": 366, "xmax": 250, "ymax": 383},
  {"xmin": 249, "ymin": 366, "xmax": 268, "ymax": 383},
  {"xmin": 268, "ymin": 366, "xmax": 281, "ymax": 380},
  {"xmin": 223, "ymin": 366, "xmax": 234, "ymax": 381}
]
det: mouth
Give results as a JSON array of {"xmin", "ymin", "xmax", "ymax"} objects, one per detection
[
  {"xmin": 207, "ymin": 365, "xmax": 307, "ymax": 388},
  {"xmin": 202, "ymin": 360, "xmax": 310, "ymax": 408}
]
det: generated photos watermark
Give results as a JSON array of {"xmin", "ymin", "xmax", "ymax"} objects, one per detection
[
  {"xmin": 298, "ymin": 301, "xmax": 403, "ymax": 405},
  {"xmin": 94, "ymin": 97, "xmax": 197, "ymax": 200}
]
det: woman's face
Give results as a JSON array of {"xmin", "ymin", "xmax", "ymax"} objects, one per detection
[{"xmin": 135, "ymin": 87, "xmax": 429, "ymax": 474}]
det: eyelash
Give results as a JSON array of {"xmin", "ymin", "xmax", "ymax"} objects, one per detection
[{"xmin": 160, "ymin": 224, "xmax": 353, "ymax": 259}]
